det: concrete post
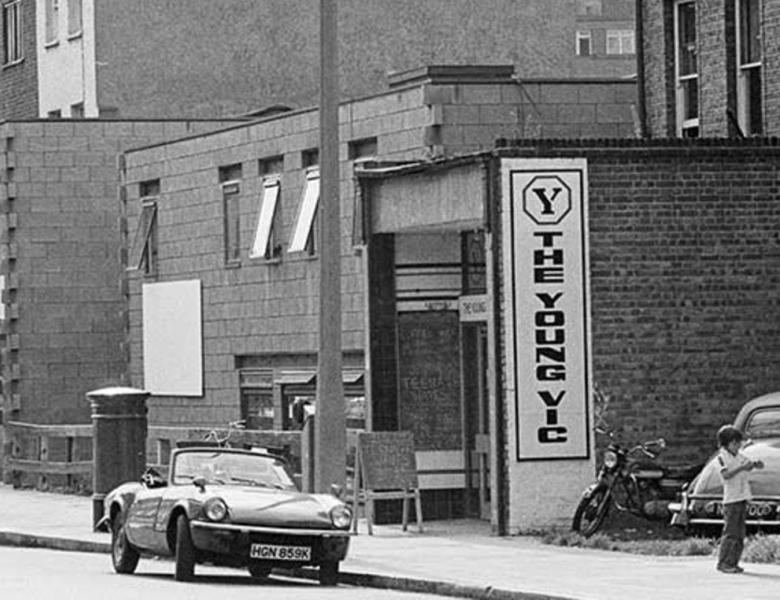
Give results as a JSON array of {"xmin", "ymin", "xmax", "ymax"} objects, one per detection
[{"xmin": 87, "ymin": 386, "xmax": 149, "ymax": 528}]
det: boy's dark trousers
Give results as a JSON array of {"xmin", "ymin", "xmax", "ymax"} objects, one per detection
[{"xmin": 718, "ymin": 500, "xmax": 746, "ymax": 569}]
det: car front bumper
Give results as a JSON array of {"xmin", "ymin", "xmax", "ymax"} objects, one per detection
[{"xmin": 190, "ymin": 521, "xmax": 351, "ymax": 565}]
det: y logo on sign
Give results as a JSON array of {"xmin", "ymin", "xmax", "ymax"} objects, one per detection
[{"xmin": 522, "ymin": 176, "xmax": 572, "ymax": 225}]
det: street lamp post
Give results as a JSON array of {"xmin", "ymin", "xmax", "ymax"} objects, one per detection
[{"xmin": 314, "ymin": 0, "xmax": 346, "ymax": 493}]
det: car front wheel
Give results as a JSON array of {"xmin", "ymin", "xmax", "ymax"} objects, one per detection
[
  {"xmin": 111, "ymin": 513, "xmax": 140, "ymax": 574},
  {"xmin": 174, "ymin": 515, "xmax": 196, "ymax": 581},
  {"xmin": 319, "ymin": 561, "xmax": 339, "ymax": 586}
]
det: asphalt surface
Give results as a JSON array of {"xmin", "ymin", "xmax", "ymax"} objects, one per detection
[{"xmin": 0, "ymin": 484, "xmax": 778, "ymax": 600}]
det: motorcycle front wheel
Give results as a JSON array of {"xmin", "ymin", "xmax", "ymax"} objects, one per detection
[{"xmin": 572, "ymin": 484, "xmax": 611, "ymax": 537}]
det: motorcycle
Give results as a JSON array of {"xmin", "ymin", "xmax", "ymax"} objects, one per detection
[{"xmin": 571, "ymin": 428, "xmax": 694, "ymax": 537}]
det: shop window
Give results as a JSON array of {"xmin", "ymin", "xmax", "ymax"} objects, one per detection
[
  {"xmin": 250, "ymin": 176, "xmax": 281, "ymax": 260},
  {"xmin": 606, "ymin": 30, "xmax": 635, "ymax": 55},
  {"xmin": 462, "ymin": 230, "xmax": 486, "ymax": 294},
  {"xmin": 279, "ymin": 369, "xmax": 365, "ymax": 430},
  {"xmin": 288, "ymin": 169, "xmax": 320, "ymax": 255},
  {"xmin": 219, "ymin": 164, "xmax": 242, "ymax": 264},
  {"xmin": 128, "ymin": 179, "xmax": 160, "ymax": 276},
  {"xmin": 67, "ymin": 0, "xmax": 82, "ymax": 38},
  {"xmin": 674, "ymin": 0, "xmax": 699, "ymax": 137},
  {"xmin": 737, "ymin": 0, "xmax": 762, "ymax": 135},
  {"xmin": 240, "ymin": 369, "xmax": 274, "ymax": 430},
  {"xmin": 3, "ymin": 1, "xmax": 23, "ymax": 65},
  {"xmin": 45, "ymin": 0, "xmax": 59, "ymax": 46},
  {"xmin": 575, "ymin": 30, "xmax": 591, "ymax": 56}
]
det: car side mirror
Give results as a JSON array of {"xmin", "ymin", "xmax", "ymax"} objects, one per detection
[{"xmin": 192, "ymin": 476, "xmax": 208, "ymax": 492}]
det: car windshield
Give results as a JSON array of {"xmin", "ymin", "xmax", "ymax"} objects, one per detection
[
  {"xmin": 171, "ymin": 450, "xmax": 296, "ymax": 489},
  {"xmin": 745, "ymin": 408, "xmax": 780, "ymax": 439}
]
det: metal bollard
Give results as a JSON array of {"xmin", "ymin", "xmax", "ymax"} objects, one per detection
[{"xmin": 86, "ymin": 386, "xmax": 149, "ymax": 529}]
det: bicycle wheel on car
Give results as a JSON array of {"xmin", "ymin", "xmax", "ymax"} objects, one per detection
[
  {"xmin": 175, "ymin": 514, "xmax": 196, "ymax": 581},
  {"xmin": 572, "ymin": 484, "xmax": 611, "ymax": 537},
  {"xmin": 111, "ymin": 512, "xmax": 140, "ymax": 574}
]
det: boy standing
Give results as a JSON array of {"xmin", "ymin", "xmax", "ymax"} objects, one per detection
[{"xmin": 715, "ymin": 425, "xmax": 763, "ymax": 574}]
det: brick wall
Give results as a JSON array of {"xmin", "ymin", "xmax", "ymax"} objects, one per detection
[
  {"xmin": 0, "ymin": 118, "xmax": 245, "ymax": 424},
  {"xmin": 0, "ymin": 0, "xmax": 38, "ymax": 119},
  {"xmin": 641, "ymin": 0, "xmax": 780, "ymax": 138},
  {"xmin": 497, "ymin": 139, "xmax": 780, "ymax": 463}
]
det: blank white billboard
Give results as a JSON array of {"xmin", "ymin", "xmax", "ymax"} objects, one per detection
[{"xmin": 142, "ymin": 280, "xmax": 203, "ymax": 396}]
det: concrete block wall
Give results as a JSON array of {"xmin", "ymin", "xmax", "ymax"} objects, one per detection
[
  {"xmin": 496, "ymin": 139, "xmax": 780, "ymax": 463},
  {"xmin": 122, "ymin": 71, "xmax": 638, "ymax": 428},
  {"xmin": 0, "ymin": 0, "xmax": 39, "ymax": 119},
  {"xmin": 434, "ymin": 79, "xmax": 638, "ymax": 153},
  {"xmin": 0, "ymin": 118, "xmax": 245, "ymax": 424}
]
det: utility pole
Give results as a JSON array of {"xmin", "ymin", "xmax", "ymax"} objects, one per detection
[{"xmin": 314, "ymin": 0, "xmax": 345, "ymax": 493}]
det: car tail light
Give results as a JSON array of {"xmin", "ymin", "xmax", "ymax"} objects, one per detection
[{"xmin": 204, "ymin": 498, "xmax": 229, "ymax": 522}]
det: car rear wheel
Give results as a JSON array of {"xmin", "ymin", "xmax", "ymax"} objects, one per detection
[
  {"xmin": 174, "ymin": 514, "xmax": 196, "ymax": 581},
  {"xmin": 247, "ymin": 561, "xmax": 272, "ymax": 580},
  {"xmin": 111, "ymin": 513, "xmax": 140, "ymax": 574},
  {"xmin": 319, "ymin": 561, "xmax": 339, "ymax": 586}
]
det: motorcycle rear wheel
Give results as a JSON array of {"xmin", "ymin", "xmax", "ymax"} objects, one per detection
[{"xmin": 572, "ymin": 484, "xmax": 611, "ymax": 537}]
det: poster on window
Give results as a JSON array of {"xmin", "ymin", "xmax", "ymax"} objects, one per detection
[{"xmin": 501, "ymin": 158, "xmax": 592, "ymax": 461}]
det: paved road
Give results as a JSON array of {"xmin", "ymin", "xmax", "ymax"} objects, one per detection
[{"xmin": 0, "ymin": 546, "xmax": 443, "ymax": 600}]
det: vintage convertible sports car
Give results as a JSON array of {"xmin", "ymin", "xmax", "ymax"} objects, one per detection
[
  {"xmin": 98, "ymin": 446, "xmax": 353, "ymax": 584},
  {"xmin": 669, "ymin": 391, "xmax": 780, "ymax": 533}
]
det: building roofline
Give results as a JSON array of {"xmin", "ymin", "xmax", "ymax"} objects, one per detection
[{"xmin": 356, "ymin": 136, "xmax": 780, "ymax": 181}]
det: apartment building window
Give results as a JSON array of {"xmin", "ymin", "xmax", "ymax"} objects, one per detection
[
  {"xmin": 70, "ymin": 102, "xmax": 84, "ymax": 118},
  {"xmin": 576, "ymin": 0, "xmax": 602, "ymax": 16},
  {"xmin": 301, "ymin": 148, "xmax": 319, "ymax": 169},
  {"xmin": 219, "ymin": 164, "xmax": 243, "ymax": 264},
  {"xmin": 288, "ymin": 169, "xmax": 320, "ymax": 255},
  {"xmin": 575, "ymin": 30, "xmax": 591, "ymax": 56},
  {"xmin": 250, "ymin": 177, "xmax": 281, "ymax": 260},
  {"xmin": 348, "ymin": 137, "xmax": 378, "ymax": 160},
  {"xmin": 67, "ymin": 0, "xmax": 81, "ymax": 37},
  {"xmin": 45, "ymin": 0, "xmax": 59, "ymax": 46},
  {"xmin": 606, "ymin": 30, "xmax": 635, "ymax": 55},
  {"xmin": 128, "ymin": 180, "xmax": 160, "ymax": 276},
  {"xmin": 737, "ymin": 0, "xmax": 762, "ymax": 135},
  {"xmin": 674, "ymin": 0, "xmax": 699, "ymax": 137},
  {"xmin": 2, "ymin": 1, "xmax": 23, "ymax": 65}
]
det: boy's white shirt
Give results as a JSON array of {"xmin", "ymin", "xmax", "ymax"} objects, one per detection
[{"xmin": 717, "ymin": 448, "xmax": 752, "ymax": 504}]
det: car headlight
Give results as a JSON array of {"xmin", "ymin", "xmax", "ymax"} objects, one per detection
[
  {"xmin": 603, "ymin": 450, "xmax": 618, "ymax": 469},
  {"xmin": 330, "ymin": 505, "xmax": 352, "ymax": 529},
  {"xmin": 204, "ymin": 497, "xmax": 228, "ymax": 522}
]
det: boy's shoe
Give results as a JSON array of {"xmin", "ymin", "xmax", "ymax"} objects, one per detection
[{"xmin": 717, "ymin": 565, "xmax": 743, "ymax": 574}]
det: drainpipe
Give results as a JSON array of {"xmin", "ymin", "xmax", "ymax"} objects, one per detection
[{"xmin": 635, "ymin": 0, "xmax": 648, "ymax": 138}]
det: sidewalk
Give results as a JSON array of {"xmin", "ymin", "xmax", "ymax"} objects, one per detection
[{"xmin": 1, "ymin": 483, "xmax": 778, "ymax": 600}]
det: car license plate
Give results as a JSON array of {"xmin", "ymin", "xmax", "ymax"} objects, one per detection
[{"xmin": 250, "ymin": 543, "xmax": 311, "ymax": 561}]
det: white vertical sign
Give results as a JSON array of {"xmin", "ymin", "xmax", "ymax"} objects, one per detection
[{"xmin": 501, "ymin": 159, "xmax": 592, "ymax": 461}]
